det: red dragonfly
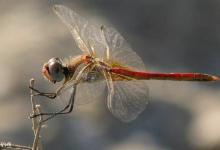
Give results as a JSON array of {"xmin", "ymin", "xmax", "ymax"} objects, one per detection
[{"xmin": 31, "ymin": 5, "xmax": 219, "ymax": 122}]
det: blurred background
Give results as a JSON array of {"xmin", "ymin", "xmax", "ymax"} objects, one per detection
[{"xmin": 0, "ymin": 0, "xmax": 220, "ymax": 150}]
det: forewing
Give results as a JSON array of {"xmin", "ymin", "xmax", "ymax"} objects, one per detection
[
  {"xmin": 53, "ymin": 5, "xmax": 91, "ymax": 54},
  {"xmin": 53, "ymin": 5, "xmax": 146, "ymax": 71},
  {"xmin": 53, "ymin": 5, "xmax": 106, "ymax": 56}
]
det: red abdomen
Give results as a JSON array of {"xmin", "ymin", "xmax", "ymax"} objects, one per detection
[{"xmin": 110, "ymin": 68, "xmax": 219, "ymax": 81}]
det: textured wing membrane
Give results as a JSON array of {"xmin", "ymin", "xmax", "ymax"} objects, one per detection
[
  {"xmin": 53, "ymin": 5, "xmax": 145, "ymax": 70},
  {"xmin": 57, "ymin": 80, "xmax": 106, "ymax": 106},
  {"xmin": 58, "ymin": 63, "xmax": 106, "ymax": 105},
  {"xmin": 102, "ymin": 27, "xmax": 146, "ymax": 70},
  {"xmin": 53, "ymin": 5, "xmax": 106, "ymax": 57},
  {"xmin": 107, "ymin": 80, "xmax": 149, "ymax": 122},
  {"xmin": 75, "ymin": 81, "xmax": 106, "ymax": 105},
  {"xmin": 53, "ymin": 5, "xmax": 91, "ymax": 54}
]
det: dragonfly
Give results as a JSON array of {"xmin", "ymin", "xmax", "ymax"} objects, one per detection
[{"xmin": 30, "ymin": 5, "xmax": 219, "ymax": 123}]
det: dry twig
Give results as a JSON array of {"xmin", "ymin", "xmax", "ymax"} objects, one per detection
[
  {"xmin": 30, "ymin": 79, "xmax": 43, "ymax": 150},
  {"xmin": 0, "ymin": 79, "xmax": 44, "ymax": 150}
]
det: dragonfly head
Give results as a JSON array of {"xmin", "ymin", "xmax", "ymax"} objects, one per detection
[{"xmin": 42, "ymin": 57, "xmax": 65, "ymax": 84}]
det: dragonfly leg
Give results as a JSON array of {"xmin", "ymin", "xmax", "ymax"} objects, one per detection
[
  {"xmin": 100, "ymin": 25, "xmax": 110, "ymax": 60},
  {"xmin": 30, "ymin": 63, "xmax": 92, "ymax": 122},
  {"xmin": 29, "ymin": 86, "xmax": 63, "ymax": 99},
  {"xmin": 30, "ymin": 86, "xmax": 76, "ymax": 123}
]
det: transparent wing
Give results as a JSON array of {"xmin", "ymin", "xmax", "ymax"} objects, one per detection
[
  {"xmin": 57, "ymin": 63, "xmax": 106, "ymax": 105},
  {"xmin": 58, "ymin": 73, "xmax": 149, "ymax": 121},
  {"xmin": 53, "ymin": 5, "xmax": 146, "ymax": 70},
  {"xmin": 102, "ymin": 27, "xmax": 146, "ymax": 70},
  {"xmin": 75, "ymin": 81, "xmax": 106, "ymax": 105},
  {"xmin": 57, "ymin": 80, "xmax": 106, "ymax": 106},
  {"xmin": 53, "ymin": 5, "xmax": 91, "ymax": 54},
  {"xmin": 106, "ymin": 79, "xmax": 149, "ymax": 122}
]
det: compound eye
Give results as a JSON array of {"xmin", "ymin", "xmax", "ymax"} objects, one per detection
[{"xmin": 48, "ymin": 59, "xmax": 64, "ymax": 82}]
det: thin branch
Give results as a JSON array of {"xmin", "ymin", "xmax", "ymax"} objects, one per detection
[
  {"xmin": 0, "ymin": 142, "xmax": 31, "ymax": 150},
  {"xmin": 32, "ymin": 106, "xmax": 43, "ymax": 150},
  {"xmin": 30, "ymin": 79, "xmax": 38, "ymax": 134},
  {"xmin": 0, "ymin": 78, "xmax": 44, "ymax": 150},
  {"xmin": 30, "ymin": 79, "xmax": 43, "ymax": 150}
]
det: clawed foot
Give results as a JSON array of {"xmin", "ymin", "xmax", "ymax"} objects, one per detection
[
  {"xmin": 29, "ymin": 86, "xmax": 56, "ymax": 99},
  {"xmin": 29, "ymin": 113, "xmax": 54, "ymax": 123},
  {"xmin": 29, "ymin": 113, "xmax": 40, "ymax": 119}
]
